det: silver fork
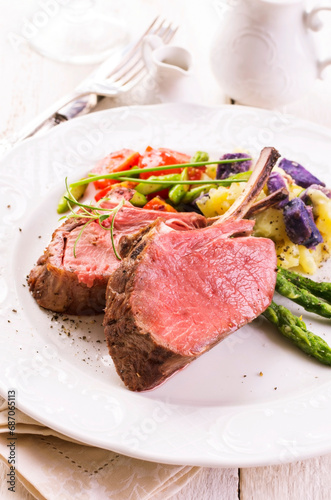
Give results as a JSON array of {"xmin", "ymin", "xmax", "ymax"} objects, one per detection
[{"xmin": 15, "ymin": 17, "xmax": 178, "ymax": 143}]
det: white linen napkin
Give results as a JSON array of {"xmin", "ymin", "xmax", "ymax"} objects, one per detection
[{"xmin": 0, "ymin": 396, "xmax": 199, "ymax": 500}]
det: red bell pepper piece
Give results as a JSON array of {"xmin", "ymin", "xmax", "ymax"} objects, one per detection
[{"xmin": 143, "ymin": 196, "xmax": 177, "ymax": 212}]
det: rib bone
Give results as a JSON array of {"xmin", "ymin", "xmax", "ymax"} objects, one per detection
[{"xmin": 214, "ymin": 147, "xmax": 280, "ymax": 225}]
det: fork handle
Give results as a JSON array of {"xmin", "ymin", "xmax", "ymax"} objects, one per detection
[{"xmin": 15, "ymin": 89, "xmax": 91, "ymax": 143}]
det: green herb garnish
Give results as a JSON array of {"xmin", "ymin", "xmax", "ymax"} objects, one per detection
[
  {"xmin": 61, "ymin": 178, "xmax": 124, "ymax": 260},
  {"xmin": 115, "ymin": 177, "xmax": 247, "ymax": 186}
]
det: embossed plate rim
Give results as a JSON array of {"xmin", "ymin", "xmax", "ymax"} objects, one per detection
[{"xmin": 0, "ymin": 103, "xmax": 331, "ymax": 467}]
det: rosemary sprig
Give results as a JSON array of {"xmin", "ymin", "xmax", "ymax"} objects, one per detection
[
  {"xmin": 70, "ymin": 157, "xmax": 251, "ymax": 188},
  {"xmin": 62, "ymin": 178, "xmax": 125, "ymax": 260},
  {"xmin": 109, "ymin": 202, "xmax": 123, "ymax": 260}
]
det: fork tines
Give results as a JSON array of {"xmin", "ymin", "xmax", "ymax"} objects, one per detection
[{"xmin": 106, "ymin": 17, "xmax": 178, "ymax": 90}]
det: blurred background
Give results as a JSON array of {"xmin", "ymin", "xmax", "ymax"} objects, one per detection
[{"xmin": 2, "ymin": 0, "xmax": 331, "ymax": 142}]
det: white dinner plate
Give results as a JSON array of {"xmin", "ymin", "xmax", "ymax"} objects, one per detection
[{"xmin": 1, "ymin": 103, "xmax": 331, "ymax": 467}]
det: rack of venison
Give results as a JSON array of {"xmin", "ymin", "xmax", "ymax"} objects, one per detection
[{"xmin": 28, "ymin": 146, "xmax": 331, "ymax": 391}]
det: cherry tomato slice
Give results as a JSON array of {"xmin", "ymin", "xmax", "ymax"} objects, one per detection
[
  {"xmin": 92, "ymin": 149, "xmax": 140, "ymax": 190},
  {"xmin": 139, "ymin": 147, "xmax": 190, "ymax": 179},
  {"xmin": 94, "ymin": 186, "xmax": 113, "ymax": 202},
  {"xmin": 187, "ymin": 166, "xmax": 206, "ymax": 181}
]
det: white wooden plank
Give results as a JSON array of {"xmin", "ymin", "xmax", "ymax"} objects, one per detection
[{"xmin": 240, "ymin": 455, "xmax": 331, "ymax": 500}]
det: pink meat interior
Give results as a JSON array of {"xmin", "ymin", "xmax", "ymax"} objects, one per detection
[
  {"xmin": 62, "ymin": 221, "xmax": 119, "ymax": 287},
  {"xmin": 61, "ymin": 206, "xmax": 206, "ymax": 287},
  {"xmin": 131, "ymin": 220, "xmax": 277, "ymax": 355}
]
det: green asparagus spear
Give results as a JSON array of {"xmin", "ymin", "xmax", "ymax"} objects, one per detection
[
  {"xmin": 135, "ymin": 174, "xmax": 181, "ymax": 195},
  {"xmin": 182, "ymin": 184, "xmax": 215, "ymax": 203},
  {"xmin": 190, "ymin": 151, "xmax": 209, "ymax": 163},
  {"xmin": 263, "ymin": 301, "xmax": 331, "ymax": 366},
  {"xmin": 130, "ymin": 191, "xmax": 147, "ymax": 207},
  {"xmin": 169, "ymin": 152, "xmax": 210, "ymax": 204},
  {"xmin": 277, "ymin": 267, "xmax": 331, "ymax": 304},
  {"xmin": 168, "ymin": 168, "xmax": 189, "ymax": 204},
  {"xmin": 276, "ymin": 271, "xmax": 331, "ymax": 319},
  {"xmin": 57, "ymin": 184, "xmax": 87, "ymax": 214}
]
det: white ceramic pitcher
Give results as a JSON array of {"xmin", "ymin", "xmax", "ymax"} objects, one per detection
[
  {"xmin": 210, "ymin": 0, "xmax": 331, "ymax": 108},
  {"xmin": 142, "ymin": 35, "xmax": 201, "ymax": 103}
]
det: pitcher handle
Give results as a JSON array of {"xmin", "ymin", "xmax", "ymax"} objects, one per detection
[
  {"xmin": 142, "ymin": 35, "xmax": 164, "ymax": 72},
  {"xmin": 305, "ymin": 5, "xmax": 331, "ymax": 78}
]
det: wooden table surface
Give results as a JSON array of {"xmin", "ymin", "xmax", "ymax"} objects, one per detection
[{"xmin": 1, "ymin": 1, "xmax": 331, "ymax": 499}]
